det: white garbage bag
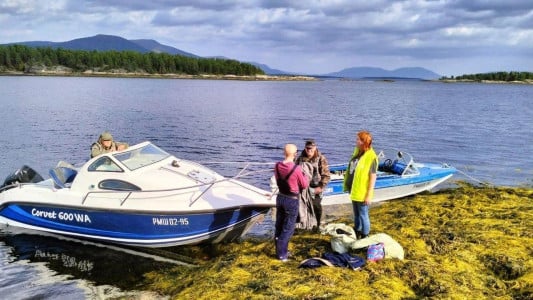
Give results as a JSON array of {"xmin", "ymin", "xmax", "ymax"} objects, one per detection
[
  {"xmin": 321, "ymin": 223, "xmax": 404, "ymax": 260},
  {"xmin": 350, "ymin": 233, "xmax": 405, "ymax": 260},
  {"xmin": 321, "ymin": 223, "xmax": 357, "ymax": 254}
]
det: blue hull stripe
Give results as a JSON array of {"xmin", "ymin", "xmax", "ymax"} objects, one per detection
[{"xmin": 0, "ymin": 204, "xmax": 268, "ymax": 242}]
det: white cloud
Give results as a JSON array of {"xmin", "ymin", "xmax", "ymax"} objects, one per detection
[{"xmin": 0, "ymin": 0, "xmax": 531, "ymax": 75}]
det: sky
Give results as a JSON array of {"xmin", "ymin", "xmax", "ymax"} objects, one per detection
[{"xmin": 1, "ymin": 0, "xmax": 532, "ymax": 77}]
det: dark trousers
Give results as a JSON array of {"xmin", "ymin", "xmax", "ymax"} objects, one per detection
[
  {"xmin": 311, "ymin": 191, "xmax": 323, "ymax": 226},
  {"xmin": 275, "ymin": 194, "xmax": 299, "ymax": 260}
]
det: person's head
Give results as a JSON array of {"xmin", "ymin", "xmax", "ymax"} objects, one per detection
[
  {"xmin": 99, "ymin": 131, "xmax": 113, "ymax": 149},
  {"xmin": 303, "ymin": 139, "xmax": 318, "ymax": 159},
  {"xmin": 356, "ymin": 131, "xmax": 373, "ymax": 152},
  {"xmin": 284, "ymin": 143, "xmax": 298, "ymax": 160}
]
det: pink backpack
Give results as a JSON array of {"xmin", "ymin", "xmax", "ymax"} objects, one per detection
[{"xmin": 367, "ymin": 243, "xmax": 385, "ymax": 262}]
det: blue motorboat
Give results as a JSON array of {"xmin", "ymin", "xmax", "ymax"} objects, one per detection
[{"xmin": 322, "ymin": 149, "xmax": 456, "ymax": 205}]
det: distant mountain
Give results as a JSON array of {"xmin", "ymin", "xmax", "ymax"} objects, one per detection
[
  {"xmin": 206, "ymin": 59, "xmax": 289, "ymax": 75},
  {"xmin": 5, "ymin": 34, "xmax": 197, "ymax": 57},
  {"xmin": 326, "ymin": 67, "xmax": 441, "ymax": 80},
  {"xmin": 248, "ymin": 62, "xmax": 291, "ymax": 75},
  {"xmin": 3, "ymin": 34, "xmax": 441, "ymax": 78},
  {"xmin": 390, "ymin": 67, "xmax": 441, "ymax": 79},
  {"xmin": 130, "ymin": 39, "xmax": 199, "ymax": 57}
]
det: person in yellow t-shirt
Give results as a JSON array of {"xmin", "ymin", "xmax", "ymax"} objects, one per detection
[{"xmin": 343, "ymin": 131, "xmax": 378, "ymax": 239}]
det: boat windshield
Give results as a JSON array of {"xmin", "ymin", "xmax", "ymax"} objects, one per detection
[{"xmin": 113, "ymin": 143, "xmax": 170, "ymax": 171}]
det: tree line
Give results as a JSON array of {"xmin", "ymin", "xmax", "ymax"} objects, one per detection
[
  {"xmin": 0, "ymin": 44, "xmax": 265, "ymax": 76},
  {"xmin": 441, "ymin": 71, "xmax": 533, "ymax": 82}
]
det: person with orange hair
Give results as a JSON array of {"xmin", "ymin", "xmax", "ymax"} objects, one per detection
[{"xmin": 343, "ymin": 131, "xmax": 378, "ymax": 239}]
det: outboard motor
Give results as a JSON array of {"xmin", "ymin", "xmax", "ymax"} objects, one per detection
[{"xmin": 1, "ymin": 165, "xmax": 44, "ymax": 190}]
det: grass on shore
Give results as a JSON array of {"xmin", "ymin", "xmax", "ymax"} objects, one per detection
[{"xmin": 139, "ymin": 183, "xmax": 532, "ymax": 299}]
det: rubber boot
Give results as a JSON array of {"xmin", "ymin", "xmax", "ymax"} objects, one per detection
[{"xmin": 313, "ymin": 194, "xmax": 322, "ymax": 228}]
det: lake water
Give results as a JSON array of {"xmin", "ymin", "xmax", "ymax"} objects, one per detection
[{"xmin": 0, "ymin": 76, "xmax": 531, "ymax": 298}]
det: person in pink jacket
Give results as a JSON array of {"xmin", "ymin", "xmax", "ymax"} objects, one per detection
[{"xmin": 274, "ymin": 143, "xmax": 309, "ymax": 261}]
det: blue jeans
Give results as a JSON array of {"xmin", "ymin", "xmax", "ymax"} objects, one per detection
[
  {"xmin": 275, "ymin": 194, "xmax": 299, "ymax": 260},
  {"xmin": 352, "ymin": 201, "xmax": 370, "ymax": 235}
]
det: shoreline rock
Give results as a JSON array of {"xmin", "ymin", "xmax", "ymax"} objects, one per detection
[{"xmin": 0, "ymin": 68, "xmax": 318, "ymax": 81}]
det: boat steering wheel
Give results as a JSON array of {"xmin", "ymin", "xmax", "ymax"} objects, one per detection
[{"xmin": 384, "ymin": 159, "xmax": 393, "ymax": 168}]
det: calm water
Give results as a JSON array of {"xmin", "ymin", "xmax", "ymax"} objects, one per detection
[{"xmin": 0, "ymin": 76, "xmax": 531, "ymax": 298}]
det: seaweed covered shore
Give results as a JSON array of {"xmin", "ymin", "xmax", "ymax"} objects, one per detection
[{"xmin": 139, "ymin": 183, "xmax": 532, "ymax": 299}]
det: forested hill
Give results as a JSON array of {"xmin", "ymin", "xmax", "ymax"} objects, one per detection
[
  {"xmin": 4, "ymin": 34, "xmax": 198, "ymax": 58},
  {"xmin": 440, "ymin": 72, "xmax": 533, "ymax": 82},
  {"xmin": 0, "ymin": 44, "xmax": 264, "ymax": 76}
]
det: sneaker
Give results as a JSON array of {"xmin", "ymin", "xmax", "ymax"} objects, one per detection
[{"xmin": 279, "ymin": 252, "xmax": 291, "ymax": 262}]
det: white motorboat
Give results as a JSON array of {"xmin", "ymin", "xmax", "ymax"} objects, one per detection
[{"xmin": 0, "ymin": 142, "xmax": 275, "ymax": 247}]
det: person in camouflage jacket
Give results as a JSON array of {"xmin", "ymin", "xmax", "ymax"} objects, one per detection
[
  {"xmin": 296, "ymin": 139, "xmax": 331, "ymax": 228},
  {"xmin": 90, "ymin": 131, "xmax": 129, "ymax": 158}
]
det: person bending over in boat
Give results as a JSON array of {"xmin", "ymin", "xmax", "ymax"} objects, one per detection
[
  {"xmin": 90, "ymin": 131, "xmax": 129, "ymax": 158},
  {"xmin": 274, "ymin": 143, "xmax": 309, "ymax": 262},
  {"xmin": 343, "ymin": 131, "xmax": 378, "ymax": 239},
  {"xmin": 296, "ymin": 139, "xmax": 331, "ymax": 230}
]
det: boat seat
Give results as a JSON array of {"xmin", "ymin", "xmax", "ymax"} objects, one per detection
[
  {"xmin": 56, "ymin": 160, "xmax": 77, "ymax": 169},
  {"xmin": 49, "ymin": 167, "xmax": 78, "ymax": 189},
  {"xmin": 390, "ymin": 162, "xmax": 406, "ymax": 175},
  {"xmin": 378, "ymin": 161, "xmax": 407, "ymax": 175}
]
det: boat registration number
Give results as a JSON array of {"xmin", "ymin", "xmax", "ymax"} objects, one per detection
[{"xmin": 152, "ymin": 217, "xmax": 189, "ymax": 226}]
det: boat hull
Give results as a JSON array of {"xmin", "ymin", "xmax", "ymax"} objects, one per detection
[{"xmin": 0, "ymin": 203, "xmax": 270, "ymax": 247}]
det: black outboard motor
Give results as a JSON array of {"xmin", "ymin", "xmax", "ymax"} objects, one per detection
[{"xmin": 1, "ymin": 165, "xmax": 44, "ymax": 190}]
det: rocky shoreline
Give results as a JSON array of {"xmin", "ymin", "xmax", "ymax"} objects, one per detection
[
  {"xmin": 0, "ymin": 67, "xmax": 318, "ymax": 81},
  {"xmin": 3, "ymin": 67, "xmax": 532, "ymax": 83}
]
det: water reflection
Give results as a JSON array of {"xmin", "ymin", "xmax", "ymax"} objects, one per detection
[{"xmin": 0, "ymin": 227, "xmax": 190, "ymax": 291}]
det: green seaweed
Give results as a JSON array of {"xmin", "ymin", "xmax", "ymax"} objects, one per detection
[{"xmin": 136, "ymin": 183, "xmax": 532, "ymax": 299}]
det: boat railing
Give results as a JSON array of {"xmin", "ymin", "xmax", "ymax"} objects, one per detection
[
  {"xmin": 186, "ymin": 161, "xmax": 275, "ymax": 206},
  {"xmin": 81, "ymin": 161, "xmax": 275, "ymax": 207},
  {"xmin": 0, "ymin": 180, "xmax": 57, "ymax": 193},
  {"xmin": 0, "ymin": 182, "xmax": 25, "ymax": 193}
]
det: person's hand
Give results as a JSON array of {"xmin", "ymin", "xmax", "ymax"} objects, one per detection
[
  {"xmin": 314, "ymin": 186, "xmax": 323, "ymax": 194},
  {"xmin": 117, "ymin": 144, "xmax": 127, "ymax": 151}
]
